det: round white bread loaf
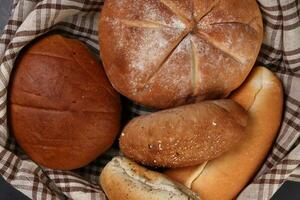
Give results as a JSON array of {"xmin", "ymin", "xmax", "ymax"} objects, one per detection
[
  {"xmin": 100, "ymin": 157, "xmax": 200, "ymax": 200},
  {"xmin": 165, "ymin": 66, "xmax": 283, "ymax": 200},
  {"xmin": 99, "ymin": 0, "xmax": 263, "ymax": 109}
]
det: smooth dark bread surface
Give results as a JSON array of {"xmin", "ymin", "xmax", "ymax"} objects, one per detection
[{"xmin": 9, "ymin": 34, "xmax": 121, "ymax": 170}]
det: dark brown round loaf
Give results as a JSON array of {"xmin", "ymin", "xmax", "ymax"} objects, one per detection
[
  {"xmin": 9, "ymin": 34, "xmax": 121, "ymax": 170},
  {"xmin": 99, "ymin": 0, "xmax": 263, "ymax": 109}
]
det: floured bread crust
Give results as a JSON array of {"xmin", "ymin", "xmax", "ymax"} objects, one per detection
[{"xmin": 99, "ymin": 0, "xmax": 263, "ymax": 109}]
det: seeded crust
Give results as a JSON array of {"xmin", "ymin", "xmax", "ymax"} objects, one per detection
[{"xmin": 119, "ymin": 99, "xmax": 248, "ymax": 168}]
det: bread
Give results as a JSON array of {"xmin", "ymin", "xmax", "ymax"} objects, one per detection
[
  {"xmin": 165, "ymin": 66, "xmax": 283, "ymax": 200},
  {"xmin": 100, "ymin": 156, "xmax": 200, "ymax": 200},
  {"xmin": 8, "ymin": 35, "xmax": 121, "ymax": 170},
  {"xmin": 99, "ymin": 0, "xmax": 263, "ymax": 109},
  {"xmin": 119, "ymin": 99, "xmax": 248, "ymax": 168}
]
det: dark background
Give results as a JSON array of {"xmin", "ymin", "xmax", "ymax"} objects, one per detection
[
  {"xmin": 0, "ymin": 0, "xmax": 12, "ymax": 33},
  {"xmin": 0, "ymin": 0, "xmax": 299, "ymax": 199}
]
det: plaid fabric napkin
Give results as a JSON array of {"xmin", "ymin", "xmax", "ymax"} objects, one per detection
[{"xmin": 0, "ymin": 0, "xmax": 299, "ymax": 199}]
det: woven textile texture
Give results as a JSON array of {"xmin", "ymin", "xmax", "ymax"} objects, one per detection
[{"xmin": 0, "ymin": 0, "xmax": 299, "ymax": 199}]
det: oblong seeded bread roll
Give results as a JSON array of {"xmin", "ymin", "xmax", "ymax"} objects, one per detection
[
  {"xmin": 100, "ymin": 157, "xmax": 200, "ymax": 200},
  {"xmin": 165, "ymin": 66, "xmax": 283, "ymax": 200},
  {"xmin": 99, "ymin": 0, "xmax": 263, "ymax": 109},
  {"xmin": 119, "ymin": 99, "xmax": 248, "ymax": 168}
]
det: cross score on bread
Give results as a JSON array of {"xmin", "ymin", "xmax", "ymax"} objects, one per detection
[{"xmin": 99, "ymin": 0, "xmax": 263, "ymax": 109}]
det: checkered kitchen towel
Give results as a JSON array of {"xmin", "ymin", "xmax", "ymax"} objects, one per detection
[{"xmin": 0, "ymin": 0, "xmax": 299, "ymax": 199}]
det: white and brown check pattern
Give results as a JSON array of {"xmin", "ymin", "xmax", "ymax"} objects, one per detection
[{"xmin": 0, "ymin": 0, "xmax": 299, "ymax": 199}]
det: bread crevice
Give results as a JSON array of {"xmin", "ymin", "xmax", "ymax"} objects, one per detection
[
  {"xmin": 194, "ymin": 0, "xmax": 220, "ymax": 22},
  {"xmin": 209, "ymin": 20, "xmax": 258, "ymax": 34},
  {"xmin": 195, "ymin": 31, "xmax": 244, "ymax": 65},
  {"xmin": 191, "ymin": 0, "xmax": 195, "ymax": 21},
  {"xmin": 120, "ymin": 19, "xmax": 184, "ymax": 29},
  {"xmin": 188, "ymin": 162, "xmax": 208, "ymax": 189},
  {"xmin": 247, "ymin": 72, "xmax": 264, "ymax": 111},
  {"xmin": 16, "ymin": 88, "xmax": 42, "ymax": 98},
  {"xmin": 27, "ymin": 52, "xmax": 74, "ymax": 61},
  {"xmin": 190, "ymin": 40, "xmax": 199, "ymax": 96},
  {"xmin": 11, "ymin": 103, "xmax": 116, "ymax": 114},
  {"xmin": 160, "ymin": 0, "xmax": 191, "ymax": 25},
  {"xmin": 140, "ymin": 32, "xmax": 191, "ymax": 91},
  {"xmin": 58, "ymin": 36, "xmax": 117, "ymax": 98}
]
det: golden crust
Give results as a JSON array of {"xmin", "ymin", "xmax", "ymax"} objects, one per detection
[{"xmin": 165, "ymin": 66, "xmax": 283, "ymax": 200}]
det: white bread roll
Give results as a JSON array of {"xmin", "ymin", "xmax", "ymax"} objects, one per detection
[
  {"xmin": 100, "ymin": 157, "xmax": 200, "ymax": 200},
  {"xmin": 165, "ymin": 66, "xmax": 283, "ymax": 200}
]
